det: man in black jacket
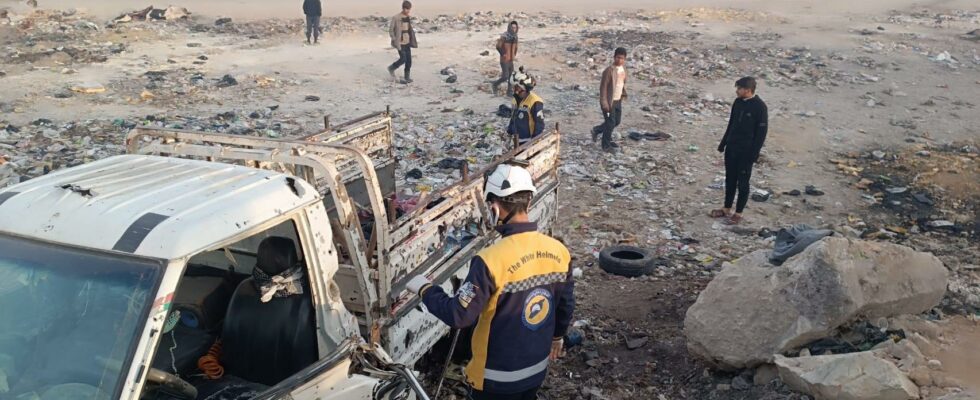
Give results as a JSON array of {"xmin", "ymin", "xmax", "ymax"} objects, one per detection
[
  {"xmin": 711, "ymin": 77, "xmax": 768, "ymax": 225},
  {"xmin": 303, "ymin": 0, "xmax": 322, "ymax": 44}
]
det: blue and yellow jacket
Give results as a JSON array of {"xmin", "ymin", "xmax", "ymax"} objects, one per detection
[
  {"xmin": 507, "ymin": 92, "xmax": 545, "ymax": 144},
  {"xmin": 421, "ymin": 222, "xmax": 574, "ymax": 394}
]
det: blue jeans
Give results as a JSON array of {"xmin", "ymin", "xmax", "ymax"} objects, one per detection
[{"xmin": 389, "ymin": 46, "xmax": 413, "ymax": 75}]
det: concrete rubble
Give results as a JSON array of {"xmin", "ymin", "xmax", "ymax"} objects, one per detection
[
  {"xmin": 684, "ymin": 236, "xmax": 948, "ymax": 369},
  {"xmin": 774, "ymin": 353, "xmax": 920, "ymax": 400}
]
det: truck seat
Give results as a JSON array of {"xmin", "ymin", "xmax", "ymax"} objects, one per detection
[{"xmin": 219, "ymin": 237, "xmax": 318, "ymax": 386}]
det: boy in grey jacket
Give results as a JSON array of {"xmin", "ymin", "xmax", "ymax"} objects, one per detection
[
  {"xmin": 387, "ymin": 1, "xmax": 418, "ymax": 84},
  {"xmin": 592, "ymin": 47, "xmax": 628, "ymax": 153}
]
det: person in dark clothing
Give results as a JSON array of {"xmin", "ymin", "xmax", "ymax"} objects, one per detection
[
  {"xmin": 592, "ymin": 47, "xmax": 628, "ymax": 153},
  {"xmin": 302, "ymin": 0, "xmax": 322, "ymax": 44},
  {"xmin": 491, "ymin": 21, "xmax": 519, "ymax": 96},
  {"xmin": 407, "ymin": 164, "xmax": 574, "ymax": 400},
  {"xmin": 711, "ymin": 77, "xmax": 768, "ymax": 225},
  {"xmin": 387, "ymin": 1, "xmax": 417, "ymax": 84}
]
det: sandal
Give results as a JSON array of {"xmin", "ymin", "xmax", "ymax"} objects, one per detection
[
  {"xmin": 709, "ymin": 209, "xmax": 729, "ymax": 218},
  {"xmin": 724, "ymin": 214, "xmax": 743, "ymax": 225}
]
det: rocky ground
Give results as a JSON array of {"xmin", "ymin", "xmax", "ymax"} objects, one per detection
[{"xmin": 1, "ymin": 2, "xmax": 978, "ymax": 400}]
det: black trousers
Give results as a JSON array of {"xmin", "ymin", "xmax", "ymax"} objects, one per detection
[
  {"xmin": 493, "ymin": 61, "xmax": 515, "ymax": 94},
  {"xmin": 724, "ymin": 149, "xmax": 754, "ymax": 213},
  {"xmin": 389, "ymin": 45, "xmax": 412, "ymax": 75},
  {"xmin": 305, "ymin": 15, "xmax": 320, "ymax": 42},
  {"xmin": 470, "ymin": 386, "xmax": 539, "ymax": 400},
  {"xmin": 593, "ymin": 100, "xmax": 622, "ymax": 148}
]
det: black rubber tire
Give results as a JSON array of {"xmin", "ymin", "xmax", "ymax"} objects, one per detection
[{"xmin": 598, "ymin": 245, "xmax": 657, "ymax": 277}]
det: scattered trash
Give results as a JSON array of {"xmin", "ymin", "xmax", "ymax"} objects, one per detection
[
  {"xmin": 216, "ymin": 74, "xmax": 238, "ymax": 88},
  {"xmin": 304, "ymin": 95, "xmax": 320, "ymax": 102},
  {"xmin": 769, "ymin": 224, "xmax": 834, "ymax": 265},
  {"xmin": 70, "ymin": 82, "xmax": 106, "ymax": 94},
  {"xmin": 804, "ymin": 185, "xmax": 824, "ymax": 196},
  {"xmin": 435, "ymin": 157, "xmax": 466, "ymax": 170},
  {"xmin": 627, "ymin": 131, "xmax": 672, "ymax": 141},
  {"xmin": 912, "ymin": 193, "xmax": 933, "ymax": 206},
  {"xmin": 750, "ymin": 189, "xmax": 771, "ymax": 202},
  {"xmin": 406, "ymin": 168, "xmax": 423, "ymax": 180}
]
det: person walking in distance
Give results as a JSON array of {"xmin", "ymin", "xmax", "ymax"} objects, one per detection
[
  {"xmin": 407, "ymin": 164, "xmax": 575, "ymax": 400},
  {"xmin": 491, "ymin": 21, "xmax": 519, "ymax": 96},
  {"xmin": 592, "ymin": 47, "xmax": 629, "ymax": 153},
  {"xmin": 302, "ymin": 0, "xmax": 322, "ymax": 45},
  {"xmin": 387, "ymin": 1, "xmax": 418, "ymax": 84},
  {"xmin": 710, "ymin": 77, "xmax": 769, "ymax": 225}
]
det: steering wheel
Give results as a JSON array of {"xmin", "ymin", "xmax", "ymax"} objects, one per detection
[{"xmin": 145, "ymin": 368, "xmax": 198, "ymax": 400}]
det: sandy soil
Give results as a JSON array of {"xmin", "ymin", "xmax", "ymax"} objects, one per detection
[{"xmin": 1, "ymin": 0, "xmax": 978, "ymax": 399}]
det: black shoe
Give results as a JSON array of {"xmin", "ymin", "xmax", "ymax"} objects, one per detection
[
  {"xmin": 387, "ymin": 66, "xmax": 396, "ymax": 78},
  {"xmin": 602, "ymin": 146, "xmax": 617, "ymax": 154},
  {"xmin": 591, "ymin": 126, "xmax": 601, "ymax": 142},
  {"xmin": 610, "ymin": 142, "xmax": 620, "ymax": 148}
]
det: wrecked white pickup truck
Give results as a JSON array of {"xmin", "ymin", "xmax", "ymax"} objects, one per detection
[{"xmin": 0, "ymin": 110, "xmax": 560, "ymax": 400}]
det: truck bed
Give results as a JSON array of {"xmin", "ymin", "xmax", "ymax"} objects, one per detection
[{"xmin": 126, "ymin": 110, "xmax": 561, "ymax": 365}]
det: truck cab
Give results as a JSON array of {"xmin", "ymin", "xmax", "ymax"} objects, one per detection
[{"xmin": 0, "ymin": 111, "xmax": 561, "ymax": 400}]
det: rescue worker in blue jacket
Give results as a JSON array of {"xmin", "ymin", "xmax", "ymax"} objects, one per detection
[
  {"xmin": 408, "ymin": 164, "xmax": 575, "ymax": 400},
  {"xmin": 506, "ymin": 68, "xmax": 545, "ymax": 146}
]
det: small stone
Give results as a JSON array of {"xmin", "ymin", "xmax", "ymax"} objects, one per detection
[
  {"xmin": 872, "ymin": 150, "xmax": 886, "ymax": 159},
  {"xmin": 732, "ymin": 375, "xmax": 752, "ymax": 390},
  {"xmin": 70, "ymin": 82, "xmax": 106, "ymax": 94},
  {"xmin": 750, "ymin": 189, "xmax": 771, "ymax": 202},
  {"xmin": 927, "ymin": 359, "xmax": 942, "ymax": 370},
  {"xmin": 716, "ymin": 384, "xmax": 731, "ymax": 391},
  {"xmin": 754, "ymin": 364, "xmax": 779, "ymax": 385},
  {"xmin": 626, "ymin": 337, "xmax": 648, "ymax": 350},
  {"xmin": 304, "ymin": 95, "xmax": 320, "ymax": 102}
]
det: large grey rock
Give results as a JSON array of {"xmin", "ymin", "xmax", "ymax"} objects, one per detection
[
  {"xmin": 684, "ymin": 237, "xmax": 947, "ymax": 369},
  {"xmin": 775, "ymin": 353, "xmax": 919, "ymax": 400}
]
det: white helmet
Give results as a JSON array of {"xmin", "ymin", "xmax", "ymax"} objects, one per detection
[
  {"xmin": 484, "ymin": 164, "xmax": 536, "ymax": 200},
  {"xmin": 510, "ymin": 66, "xmax": 536, "ymax": 92}
]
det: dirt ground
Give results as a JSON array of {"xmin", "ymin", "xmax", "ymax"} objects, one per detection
[{"xmin": 1, "ymin": 0, "xmax": 978, "ymax": 399}]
